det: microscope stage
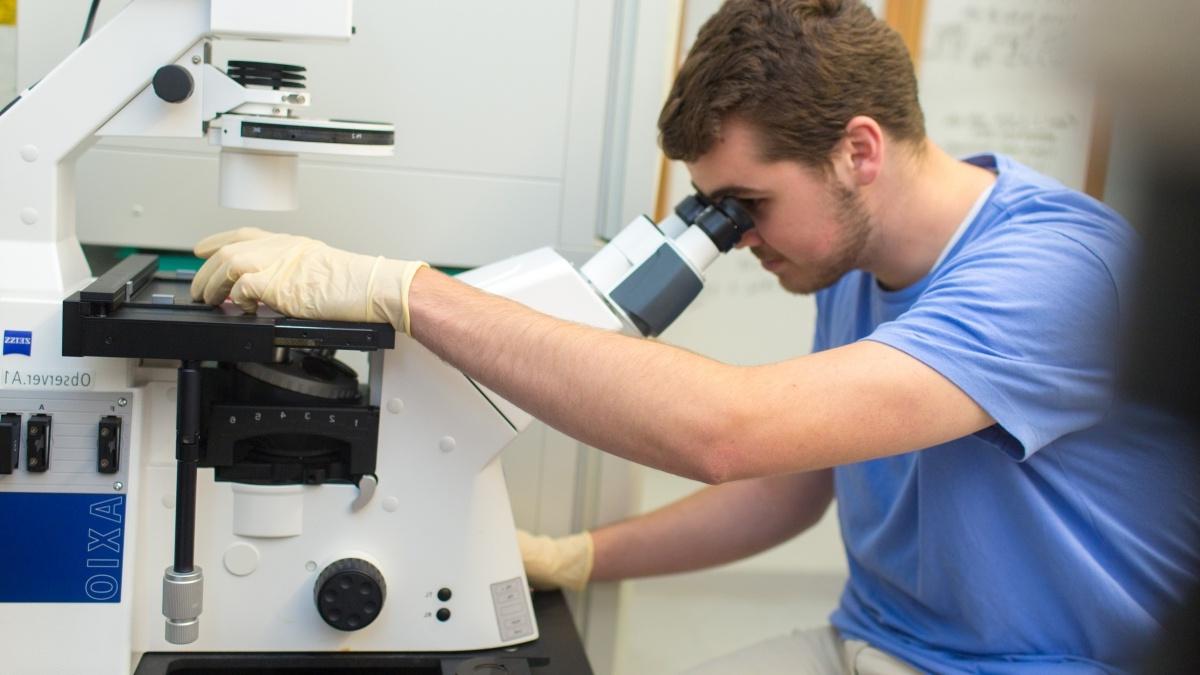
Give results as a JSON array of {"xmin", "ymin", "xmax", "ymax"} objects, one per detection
[{"xmin": 63, "ymin": 254, "xmax": 395, "ymax": 362}]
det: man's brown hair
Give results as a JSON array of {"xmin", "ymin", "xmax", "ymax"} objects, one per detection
[{"xmin": 658, "ymin": 0, "xmax": 924, "ymax": 166}]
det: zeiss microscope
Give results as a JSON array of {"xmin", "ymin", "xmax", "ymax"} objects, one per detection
[{"xmin": 0, "ymin": 2, "xmax": 753, "ymax": 673}]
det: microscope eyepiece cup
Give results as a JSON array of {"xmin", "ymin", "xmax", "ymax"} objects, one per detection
[{"xmin": 694, "ymin": 197, "xmax": 756, "ymax": 253}]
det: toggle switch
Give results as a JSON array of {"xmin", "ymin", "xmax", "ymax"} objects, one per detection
[
  {"xmin": 98, "ymin": 416, "xmax": 121, "ymax": 474},
  {"xmin": 26, "ymin": 414, "xmax": 51, "ymax": 472},
  {"xmin": 0, "ymin": 413, "xmax": 19, "ymax": 475}
]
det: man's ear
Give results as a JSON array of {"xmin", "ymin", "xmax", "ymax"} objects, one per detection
[{"xmin": 838, "ymin": 116, "xmax": 885, "ymax": 187}]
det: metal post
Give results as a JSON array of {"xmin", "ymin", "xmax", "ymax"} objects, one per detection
[{"xmin": 163, "ymin": 360, "xmax": 204, "ymax": 644}]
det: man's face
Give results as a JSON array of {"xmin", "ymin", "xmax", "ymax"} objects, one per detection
[{"xmin": 686, "ymin": 119, "xmax": 874, "ymax": 294}]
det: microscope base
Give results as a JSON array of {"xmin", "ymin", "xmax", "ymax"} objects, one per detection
[{"xmin": 132, "ymin": 591, "xmax": 593, "ymax": 675}]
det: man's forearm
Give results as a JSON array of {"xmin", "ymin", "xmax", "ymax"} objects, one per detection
[
  {"xmin": 591, "ymin": 469, "xmax": 834, "ymax": 581},
  {"xmin": 408, "ymin": 267, "xmax": 994, "ymax": 482},
  {"xmin": 408, "ymin": 267, "xmax": 745, "ymax": 482}
]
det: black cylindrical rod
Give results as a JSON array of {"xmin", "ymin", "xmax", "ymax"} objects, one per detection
[{"xmin": 173, "ymin": 360, "xmax": 202, "ymax": 573}]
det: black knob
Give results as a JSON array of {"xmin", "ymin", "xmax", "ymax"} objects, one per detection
[
  {"xmin": 153, "ymin": 65, "xmax": 194, "ymax": 104},
  {"xmin": 314, "ymin": 558, "xmax": 386, "ymax": 631}
]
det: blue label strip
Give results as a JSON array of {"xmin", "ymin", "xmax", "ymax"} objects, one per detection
[{"xmin": 0, "ymin": 492, "xmax": 126, "ymax": 603}]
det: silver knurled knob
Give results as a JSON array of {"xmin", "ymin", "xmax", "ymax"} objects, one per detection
[
  {"xmin": 165, "ymin": 618, "xmax": 199, "ymax": 645},
  {"xmin": 163, "ymin": 566, "xmax": 204, "ymax": 645}
]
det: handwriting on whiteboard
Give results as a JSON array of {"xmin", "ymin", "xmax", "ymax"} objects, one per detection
[
  {"xmin": 919, "ymin": 0, "xmax": 1094, "ymax": 190},
  {"xmin": 923, "ymin": 0, "xmax": 1079, "ymax": 73},
  {"xmin": 937, "ymin": 108, "xmax": 1083, "ymax": 173}
]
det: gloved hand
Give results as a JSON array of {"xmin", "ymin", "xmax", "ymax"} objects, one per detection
[
  {"xmin": 516, "ymin": 530, "xmax": 595, "ymax": 591},
  {"xmin": 190, "ymin": 228, "xmax": 429, "ymax": 335}
]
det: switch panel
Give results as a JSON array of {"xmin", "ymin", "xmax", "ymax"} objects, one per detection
[
  {"xmin": 97, "ymin": 416, "xmax": 121, "ymax": 474},
  {"xmin": 26, "ymin": 415, "xmax": 51, "ymax": 473},
  {"xmin": 0, "ymin": 390, "xmax": 132, "ymax": 494},
  {"xmin": 0, "ymin": 414, "xmax": 19, "ymax": 475}
]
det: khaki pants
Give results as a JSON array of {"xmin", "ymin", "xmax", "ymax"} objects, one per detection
[{"xmin": 680, "ymin": 626, "xmax": 922, "ymax": 675}]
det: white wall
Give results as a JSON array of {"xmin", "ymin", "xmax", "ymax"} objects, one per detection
[{"xmin": 0, "ymin": 24, "xmax": 13, "ymax": 102}]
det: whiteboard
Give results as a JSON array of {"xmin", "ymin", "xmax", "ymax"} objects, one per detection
[{"xmin": 918, "ymin": 0, "xmax": 1096, "ymax": 190}]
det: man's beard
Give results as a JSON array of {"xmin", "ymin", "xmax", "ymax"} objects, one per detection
[{"xmin": 763, "ymin": 183, "xmax": 873, "ymax": 295}]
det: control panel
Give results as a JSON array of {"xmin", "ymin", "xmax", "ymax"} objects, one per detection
[
  {"xmin": 0, "ymin": 390, "xmax": 133, "ymax": 493},
  {"xmin": 0, "ymin": 390, "xmax": 134, "ymax": 604}
]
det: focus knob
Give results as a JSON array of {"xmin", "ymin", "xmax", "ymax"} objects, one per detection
[
  {"xmin": 153, "ymin": 64, "xmax": 194, "ymax": 104},
  {"xmin": 314, "ymin": 558, "xmax": 386, "ymax": 631}
]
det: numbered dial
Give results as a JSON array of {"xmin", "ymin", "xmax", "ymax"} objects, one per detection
[{"xmin": 314, "ymin": 558, "xmax": 386, "ymax": 631}]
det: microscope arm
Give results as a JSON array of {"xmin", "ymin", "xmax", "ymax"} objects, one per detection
[
  {"xmin": 0, "ymin": 0, "xmax": 354, "ymax": 297},
  {"xmin": 0, "ymin": 1, "xmax": 212, "ymax": 298}
]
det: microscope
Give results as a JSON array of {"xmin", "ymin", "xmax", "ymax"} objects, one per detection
[{"xmin": 0, "ymin": 2, "xmax": 753, "ymax": 673}]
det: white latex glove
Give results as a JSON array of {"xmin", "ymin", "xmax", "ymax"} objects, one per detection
[
  {"xmin": 516, "ymin": 530, "xmax": 595, "ymax": 591},
  {"xmin": 190, "ymin": 227, "xmax": 428, "ymax": 335}
]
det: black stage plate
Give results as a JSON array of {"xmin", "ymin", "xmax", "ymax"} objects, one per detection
[{"xmin": 63, "ymin": 256, "xmax": 395, "ymax": 362}]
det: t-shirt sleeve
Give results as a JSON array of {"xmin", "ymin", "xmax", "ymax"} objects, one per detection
[
  {"xmin": 865, "ymin": 227, "xmax": 1124, "ymax": 460},
  {"xmin": 812, "ymin": 291, "xmax": 832, "ymax": 353}
]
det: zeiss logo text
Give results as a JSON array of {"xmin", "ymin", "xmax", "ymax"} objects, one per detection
[{"xmin": 2, "ymin": 331, "xmax": 32, "ymax": 357}]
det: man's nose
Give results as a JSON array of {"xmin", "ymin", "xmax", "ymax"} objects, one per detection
[{"xmin": 735, "ymin": 229, "xmax": 763, "ymax": 249}]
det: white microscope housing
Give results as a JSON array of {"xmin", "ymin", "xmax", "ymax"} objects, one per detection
[{"xmin": 0, "ymin": 2, "xmax": 754, "ymax": 673}]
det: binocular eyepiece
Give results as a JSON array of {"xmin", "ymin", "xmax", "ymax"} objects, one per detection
[{"xmin": 675, "ymin": 193, "xmax": 756, "ymax": 252}]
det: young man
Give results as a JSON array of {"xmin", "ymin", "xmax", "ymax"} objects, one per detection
[{"xmin": 191, "ymin": 1, "xmax": 1199, "ymax": 672}]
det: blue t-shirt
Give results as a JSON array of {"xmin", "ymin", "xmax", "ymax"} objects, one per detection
[{"xmin": 818, "ymin": 154, "xmax": 1200, "ymax": 673}]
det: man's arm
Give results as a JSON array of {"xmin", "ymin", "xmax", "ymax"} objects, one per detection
[
  {"xmin": 591, "ymin": 469, "xmax": 834, "ymax": 581},
  {"xmin": 410, "ymin": 268, "xmax": 994, "ymax": 483},
  {"xmin": 187, "ymin": 231, "xmax": 993, "ymax": 483}
]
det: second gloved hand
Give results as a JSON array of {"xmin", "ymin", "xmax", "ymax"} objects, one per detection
[
  {"xmin": 190, "ymin": 228, "xmax": 428, "ymax": 335},
  {"xmin": 516, "ymin": 530, "xmax": 595, "ymax": 591}
]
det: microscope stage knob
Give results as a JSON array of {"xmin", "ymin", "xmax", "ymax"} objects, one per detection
[
  {"xmin": 153, "ymin": 65, "xmax": 194, "ymax": 104},
  {"xmin": 314, "ymin": 558, "xmax": 386, "ymax": 631}
]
